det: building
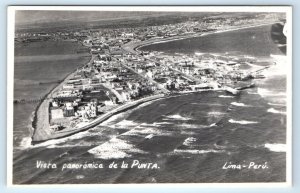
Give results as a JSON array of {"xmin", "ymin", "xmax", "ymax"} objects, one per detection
[
  {"xmin": 64, "ymin": 102, "xmax": 75, "ymax": 117},
  {"xmin": 51, "ymin": 109, "xmax": 64, "ymax": 119}
]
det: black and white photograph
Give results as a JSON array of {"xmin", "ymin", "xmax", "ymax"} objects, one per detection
[{"xmin": 7, "ymin": 6, "xmax": 292, "ymax": 185}]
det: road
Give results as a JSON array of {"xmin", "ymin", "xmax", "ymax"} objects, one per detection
[
  {"xmin": 111, "ymin": 56, "xmax": 170, "ymax": 94},
  {"xmin": 121, "ymin": 45, "xmax": 202, "ymax": 84}
]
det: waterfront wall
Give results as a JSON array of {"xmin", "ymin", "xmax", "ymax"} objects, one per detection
[{"xmin": 31, "ymin": 94, "xmax": 165, "ymax": 144}]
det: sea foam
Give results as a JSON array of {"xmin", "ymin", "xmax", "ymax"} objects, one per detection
[
  {"xmin": 209, "ymin": 123, "xmax": 217, "ymax": 127},
  {"xmin": 268, "ymin": 102, "xmax": 286, "ymax": 107},
  {"xmin": 267, "ymin": 108, "xmax": 286, "ymax": 115},
  {"xmin": 183, "ymin": 137, "xmax": 197, "ymax": 146},
  {"xmin": 19, "ymin": 137, "xmax": 33, "ymax": 149},
  {"xmin": 174, "ymin": 149, "xmax": 225, "ymax": 154},
  {"xmin": 257, "ymin": 88, "xmax": 286, "ymax": 97},
  {"xmin": 122, "ymin": 127, "xmax": 166, "ymax": 136},
  {"xmin": 178, "ymin": 123, "xmax": 200, "ymax": 129},
  {"xmin": 208, "ymin": 111, "xmax": 226, "ymax": 116},
  {"xmin": 195, "ymin": 52, "xmax": 205, "ymax": 56},
  {"xmin": 88, "ymin": 137, "xmax": 146, "ymax": 159},
  {"xmin": 39, "ymin": 127, "xmax": 106, "ymax": 148},
  {"xmin": 164, "ymin": 114, "xmax": 192, "ymax": 121},
  {"xmin": 228, "ymin": 119, "xmax": 258, "ymax": 125},
  {"xmin": 231, "ymin": 102, "xmax": 249, "ymax": 107},
  {"xmin": 154, "ymin": 122, "xmax": 172, "ymax": 125},
  {"xmin": 219, "ymin": 95, "xmax": 234, "ymax": 98},
  {"xmin": 115, "ymin": 120, "xmax": 140, "ymax": 127},
  {"xmin": 264, "ymin": 143, "xmax": 286, "ymax": 152}
]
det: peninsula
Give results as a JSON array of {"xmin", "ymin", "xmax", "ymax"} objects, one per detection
[{"xmin": 20, "ymin": 13, "xmax": 282, "ymax": 144}]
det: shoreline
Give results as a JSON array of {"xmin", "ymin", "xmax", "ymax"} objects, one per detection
[
  {"xmin": 31, "ymin": 68, "xmax": 85, "ymax": 142},
  {"xmin": 31, "ymin": 86, "xmax": 243, "ymax": 144},
  {"xmin": 31, "ymin": 22, "xmax": 277, "ymax": 144},
  {"xmin": 122, "ymin": 22, "xmax": 276, "ymax": 54},
  {"xmin": 31, "ymin": 94, "xmax": 166, "ymax": 144},
  {"xmin": 30, "ymin": 44, "xmax": 92, "ymax": 144},
  {"xmin": 31, "ymin": 88, "xmax": 232, "ymax": 145}
]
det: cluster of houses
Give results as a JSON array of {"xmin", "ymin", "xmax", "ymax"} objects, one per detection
[
  {"xmin": 43, "ymin": 12, "xmax": 277, "ymax": 131},
  {"xmin": 49, "ymin": 51, "xmax": 162, "ymax": 129},
  {"xmin": 15, "ymin": 12, "xmax": 282, "ymax": 45}
]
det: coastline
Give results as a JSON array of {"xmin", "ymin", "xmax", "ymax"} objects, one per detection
[
  {"xmin": 31, "ymin": 22, "xmax": 277, "ymax": 144},
  {"xmin": 122, "ymin": 22, "xmax": 277, "ymax": 54},
  {"xmin": 31, "ymin": 88, "xmax": 227, "ymax": 144},
  {"xmin": 30, "ymin": 46, "xmax": 92, "ymax": 144},
  {"xmin": 31, "ymin": 69, "xmax": 84, "ymax": 143},
  {"xmin": 31, "ymin": 94, "xmax": 166, "ymax": 144}
]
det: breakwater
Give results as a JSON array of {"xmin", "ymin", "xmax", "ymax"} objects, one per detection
[{"xmin": 31, "ymin": 94, "xmax": 166, "ymax": 144}]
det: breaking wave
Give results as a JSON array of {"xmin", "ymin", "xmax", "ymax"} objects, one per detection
[
  {"xmin": 19, "ymin": 137, "xmax": 33, "ymax": 149},
  {"xmin": 208, "ymin": 111, "xmax": 226, "ymax": 116},
  {"xmin": 145, "ymin": 134, "xmax": 154, "ymax": 139},
  {"xmin": 177, "ymin": 123, "xmax": 216, "ymax": 129},
  {"xmin": 154, "ymin": 122, "xmax": 172, "ymax": 125},
  {"xmin": 231, "ymin": 102, "xmax": 249, "ymax": 107},
  {"xmin": 174, "ymin": 149, "xmax": 225, "ymax": 154},
  {"xmin": 219, "ymin": 95, "xmax": 234, "ymax": 98},
  {"xmin": 257, "ymin": 88, "xmax": 286, "ymax": 97},
  {"xmin": 209, "ymin": 123, "xmax": 217, "ymax": 127},
  {"xmin": 228, "ymin": 119, "xmax": 258, "ymax": 125},
  {"xmin": 195, "ymin": 52, "xmax": 206, "ymax": 56},
  {"xmin": 35, "ymin": 127, "xmax": 107, "ymax": 148},
  {"xmin": 164, "ymin": 114, "xmax": 192, "ymax": 121},
  {"xmin": 122, "ymin": 127, "xmax": 167, "ymax": 136},
  {"xmin": 178, "ymin": 123, "xmax": 200, "ymax": 129},
  {"xmin": 183, "ymin": 137, "xmax": 197, "ymax": 146},
  {"xmin": 113, "ymin": 120, "xmax": 140, "ymax": 128},
  {"xmin": 88, "ymin": 137, "xmax": 146, "ymax": 159},
  {"xmin": 264, "ymin": 143, "xmax": 286, "ymax": 152},
  {"xmin": 267, "ymin": 108, "xmax": 286, "ymax": 115},
  {"xmin": 268, "ymin": 102, "xmax": 286, "ymax": 107}
]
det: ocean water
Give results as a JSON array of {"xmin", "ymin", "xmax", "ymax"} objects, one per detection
[
  {"xmin": 12, "ymin": 25, "xmax": 287, "ymax": 184},
  {"xmin": 13, "ymin": 41, "xmax": 90, "ymax": 155},
  {"xmin": 139, "ymin": 25, "xmax": 283, "ymax": 57}
]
